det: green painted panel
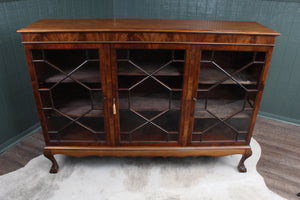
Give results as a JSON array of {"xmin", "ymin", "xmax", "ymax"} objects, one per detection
[
  {"xmin": 1, "ymin": 0, "xmax": 300, "ymax": 150},
  {"xmin": 112, "ymin": 0, "xmax": 300, "ymax": 123},
  {"xmin": 0, "ymin": 0, "xmax": 113, "ymax": 147}
]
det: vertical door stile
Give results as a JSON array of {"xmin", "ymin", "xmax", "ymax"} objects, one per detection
[
  {"xmin": 179, "ymin": 45, "xmax": 192, "ymax": 146},
  {"xmin": 24, "ymin": 47, "xmax": 51, "ymax": 145},
  {"xmin": 246, "ymin": 47, "xmax": 274, "ymax": 143},
  {"xmin": 109, "ymin": 44, "xmax": 120, "ymax": 145},
  {"xmin": 183, "ymin": 45, "xmax": 202, "ymax": 145},
  {"xmin": 100, "ymin": 44, "xmax": 113, "ymax": 146}
]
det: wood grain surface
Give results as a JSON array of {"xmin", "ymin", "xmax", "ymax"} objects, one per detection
[{"xmin": 17, "ymin": 19, "xmax": 280, "ymax": 35}]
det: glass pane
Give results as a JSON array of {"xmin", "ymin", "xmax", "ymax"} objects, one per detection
[
  {"xmin": 59, "ymin": 123, "xmax": 96, "ymax": 141},
  {"xmin": 198, "ymin": 51, "xmax": 265, "ymax": 89},
  {"xmin": 51, "ymin": 82, "xmax": 91, "ymax": 117},
  {"xmin": 131, "ymin": 123, "xmax": 168, "ymax": 142},
  {"xmin": 131, "ymin": 78, "xmax": 169, "ymax": 111},
  {"xmin": 77, "ymin": 110, "xmax": 105, "ymax": 132},
  {"xmin": 153, "ymin": 110, "xmax": 181, "ymax": 133},
  {"xmin": 192, "ymin": 50, "xmax": 264, "ymax": 143},
  {"xmin": 31, "ymin": 49, "xmax": 106, "ymax": 143},
  {"xmin": 32, "ymin": 50, "xmax": 102, "ymax": 89},
  {"xmin": 116, "ymin": 49, "xmax": 185, "ymax": 143}
]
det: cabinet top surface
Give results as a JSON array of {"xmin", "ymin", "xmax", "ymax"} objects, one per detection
[{"xmin": 18, "ymin": 19, "xmax": 279, "ymax": 35}]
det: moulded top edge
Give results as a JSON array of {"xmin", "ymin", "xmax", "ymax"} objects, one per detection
[{"xmin": 17, "ymin": 19, "xmax": 280, "ymax": 36}]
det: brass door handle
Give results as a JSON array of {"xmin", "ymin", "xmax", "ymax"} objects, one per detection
[{"xmin": 113, "ymin": 97, "xmax": 116, "ymax": 115}]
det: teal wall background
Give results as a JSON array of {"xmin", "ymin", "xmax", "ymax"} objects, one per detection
[
  {"xmin": 112, "ymin": 0, "xmax": 300, "ymax": 124},
  {"xmin": 0, "ymin": 0, "xmax": 113, "ymax": 152},
  {"xmin": 0, "ymin": 0, "xmax": 299, "ymax": 152}
]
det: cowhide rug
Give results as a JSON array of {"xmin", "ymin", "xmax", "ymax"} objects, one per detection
[{"xmin": 0, "ymin": 139, "xmax": 286, "ymax": 200}]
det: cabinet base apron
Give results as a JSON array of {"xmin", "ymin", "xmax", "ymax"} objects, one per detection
[{"xmin": 44, "ymin": 146, "xmax": 252, "ymax": 174}]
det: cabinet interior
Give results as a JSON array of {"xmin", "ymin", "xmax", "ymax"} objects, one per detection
[
  {"xmin": 116, "ymin": 49, "xmax": 185, "ymax": 143},
  {"xmin": 32, "ymin": 49, "xmax": 106, "ymax": 143},
  {"xmin": 192, "ymin": 50, "xmax": 266, "ymax": 143},
  {"xmin": 30, "ymin": 48, "xmax": 266, "ymax": 145}
]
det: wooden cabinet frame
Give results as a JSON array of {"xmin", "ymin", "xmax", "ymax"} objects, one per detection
[{"xmin": 18, "ymin": 19, "xmax": 279, "ymax": 173}]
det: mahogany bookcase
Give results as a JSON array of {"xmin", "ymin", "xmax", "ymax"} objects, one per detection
[{"xmin": 18, "ymin": 19, "xmax": 279, "ymax": 173}]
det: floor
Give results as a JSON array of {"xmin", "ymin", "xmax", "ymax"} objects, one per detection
[{"xmin": 0, "ymin": 117, "xmax": 299, "ymax": 200}]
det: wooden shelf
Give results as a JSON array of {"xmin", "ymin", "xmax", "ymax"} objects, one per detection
[
  {"xmin": 119, "ymin": 109, "xmax": 180, "ymax": 142},
  {"xmin": 53, "ymin": 99, "xmax": 103, "ymax": 117},
  {"xmin": 198, "ymin": 68, "xmax": 257, "ymax": 85},
  {"xmin": 43, "ymin": 63, "xmax": 256, "ymax": 85},
  {"xmin": 46, "ymin": 114, "xmax": 105, "ymax": 133},
  {"xmin": 50, "ymin": 96, "xmax": 252, "ymax": 118},
  {"xmin": 58, "ymin": 123, "xmax": 106, "ymax": 141},
  {"xmin": 118, "ymin": 93, "xmax": 182, "ymax": 111},
  {"xmin": 192, "ymin": 117, "xmax": 250, "ymax": 141},
  {"xmin": 194, "ymin": 99, "xmax": 253, "ymax": 118},
  {"xmin": 49, "ymin": 94, "xmax": 181, "ymax": 117},
  {"xmin": 45, "ymin": 67, "xmax": 101, "ymax": 83},
  {"xmin": 117, "ymin": 61, "xmax": 184, "ymax": 76}
]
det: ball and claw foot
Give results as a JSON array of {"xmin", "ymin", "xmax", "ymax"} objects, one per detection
[
  {"xmin": 49, "ymin": 163, "xmax": 59, "ymax": 174},
  {"xmin": 237, "ymin": 149, "xmax": 252, "ymax": 173},
  {"xmin": 44, "ymin": 151, "xmax": 59, "ymax": 174},
  {"xmin": 238, "ymin": 162, "xmax": 247, "ymax": 173}
]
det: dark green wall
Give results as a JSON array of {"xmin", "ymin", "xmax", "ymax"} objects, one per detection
[
  {"xmin": 112, "ymin": 0, "xmax": 300, "ymax": 124},
  {"xmin": 0, "ymin": 0, "xmax": 299, "ymax": 151},
  {"xmin": 0, "ymin": 0, "xmax": 113, "ymax": 152}
]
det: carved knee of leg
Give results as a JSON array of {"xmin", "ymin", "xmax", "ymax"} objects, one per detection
[
  {"xmin": 238, "ymin": 149, "xmax": 252, "ymax": 173},
  {"xmin": 44, "ymin": 151, "xmax": 59, "ymax": 174}
]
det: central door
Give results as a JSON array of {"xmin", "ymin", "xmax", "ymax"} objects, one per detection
[{"xmin": 111, "ymin": 44, "xmax": 190, "ymax": 146}]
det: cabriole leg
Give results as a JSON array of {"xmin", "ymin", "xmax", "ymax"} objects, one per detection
[
  {"xmin": 44, "ymin": 150, "xmax": 59, "ymax": 174},
  {"xmin": 238, "ymin": 149, "xmax": 252, "ymax": 173}
]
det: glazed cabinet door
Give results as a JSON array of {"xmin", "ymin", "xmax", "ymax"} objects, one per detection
[
  {"xmin": 110, "ymin": 44, "xmax": 191, "ymax": 146},
  {"xmin": 26, "ymin": 45, "xmax": 110, "ymax": 145},
  {"xmin": 189, "ymin": 47, "xmax": 270, "ymax": 146}
]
